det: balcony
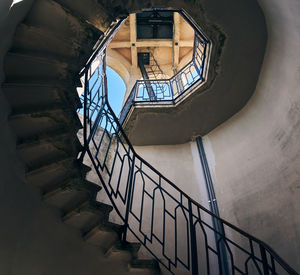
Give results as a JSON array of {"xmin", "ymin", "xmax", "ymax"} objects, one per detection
[{"xmin": 119, "ymin": 27, "xmax": 210, "ymax": 124}]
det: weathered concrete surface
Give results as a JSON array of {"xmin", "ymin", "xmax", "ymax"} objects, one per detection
[
  {"xmin": 111, "ymin": 0, "xmax": 267, "ymax": 145},
  {"xmin": 203, "ymin": 0, "xmax": 300, "ymax": 271}
]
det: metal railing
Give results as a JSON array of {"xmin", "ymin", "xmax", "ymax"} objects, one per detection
[
  {"xmin": 78, "ymin": 15, "xmax": 298, "ymax": 275},
  {"xmin": 119, "ymin": 17, "xmax": 208, "ymax": 124}
]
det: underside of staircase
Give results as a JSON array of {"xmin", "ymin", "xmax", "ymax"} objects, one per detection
[{"xmin": 3, "ymin": 0, "xmax": 160, "ymax": 273}]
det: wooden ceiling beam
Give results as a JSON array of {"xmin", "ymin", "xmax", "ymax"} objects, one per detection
[
  {"xmin": 173, "ymin": 12, "xmax": 180, "ymax": 67},
  {"xmin": 108, "ymin": 40, "xmax": 193, "ymax": 49},
  {"xmin": 130, "ymin": 13, "xmax": 137, "ymax": 67}
]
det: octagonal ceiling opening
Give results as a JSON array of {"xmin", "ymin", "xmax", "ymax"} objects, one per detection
[{"xmin": 104, "ymin": 9, "xmax": 211, "ymax": 124}]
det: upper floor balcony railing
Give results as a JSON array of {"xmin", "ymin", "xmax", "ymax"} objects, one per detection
[{"xmin": 119, "ymin": 14, "xmax": 209, "ymax": 124}]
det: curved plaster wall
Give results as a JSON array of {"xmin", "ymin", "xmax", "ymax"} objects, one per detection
[{"xmin": 203, "ymin": 0, "xmax": 300, "ymax": 271}]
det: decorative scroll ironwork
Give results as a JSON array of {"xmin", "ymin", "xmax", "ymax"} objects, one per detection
[{"xmin": 78, "ymin": 14, "xmax": 298, "ymax": 275}]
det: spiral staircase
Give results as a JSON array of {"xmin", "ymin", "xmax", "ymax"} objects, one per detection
[
  {"xmin": 1, "ymin": 0, "xmax": 298, "ymax": 274},
  {"xmin": 3, "ymin": 0, "xmax": 159, "ymax": 273}
]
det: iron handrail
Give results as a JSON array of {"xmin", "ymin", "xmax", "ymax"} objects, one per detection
[{"xmin": 79, "ymin": 12, "xmax": 298, "ymax": 275}]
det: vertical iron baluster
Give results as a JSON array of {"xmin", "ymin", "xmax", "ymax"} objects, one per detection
[
  {"xmin": 193, "ymin": 34, "xmax": 202, "ymax": 79},
  {"xmin": 123, "ymin": 153, "xmax": 136, "ymax": 242},
  {"xmin": 169, "ymin": 79, "xmax": 174, "ymax": 102},
  {"xmin": 78, "ymin": 70, "xmax": 90, "ymax": 163},
  {"xmin": 201, "ymin": 42, "xmax": 206, "ymax": 81},
  {"xmin": 193, "ymin": 46, "xmax": 202, "ymax": 78},
  {"xmin": 84, "ymin": 70, "xmax": 88, "ymax": 142},
  {"xmin": 188, "ymin": 199, "xmax": 199, "ymax": 275},
  {"xmin": 260, "ymin": 244, "xmax": 270, "ymax": 275},
  {"xmin": 133, "ymin": 82, "xmax": 138, "ymax": 104}
]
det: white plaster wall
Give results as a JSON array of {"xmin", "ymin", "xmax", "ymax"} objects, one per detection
[
  {"xmin": 203, "ymin": 0, "xmax": 300, "ymax": 271},
  {"xmin": 135, "ymin": 142, "xmax": 208, "ymax": 206}
]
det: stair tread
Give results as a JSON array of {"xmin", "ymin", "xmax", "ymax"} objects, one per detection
[
  {"xmin": 17, "ymin": 132, "xmax": 82, "ymax": 150},
  {"xmin": 6, "ymin": 51, "xmax": 68, "ymax": 63},
  {"xmin": 44, "ymin": 187, "xmax": 89, "ymax": 206},
  {"xmin": 63, "ymin": 201, "xmax": 107, "ymax": 234},
  {"xmin": 26, "ymin": 157, "xmax": 78, "ymax": 191},
  {"xmin": 17, "ymin": 131, "xmax": 82, "ymax": 157},
  {"xmin": 85, "ymin": 226, "xmax": 119, "ymax": 252},
  {"xmin": 18, "ymin": 141, "xmax": 68, "ymax": 172},
  {"xmin": 25, "ymin": 0, "xmax": 93, "ymax": 39},
  {"xmin": 63, "ymin": 199, "xmax": 113, "ymax": 223},
  {"xmin": 23, "ymin": 0, "xmax": 101, "ymax": 57},
  {"xmin": 11, "ymin": 23, "xmax": 80, "ymax": 60},
  {"xmin": 51, "ymin": 0, "xmax": 110, "ymax": 31},
  {"xmin": 131, "ymin": 259, "xmax": 159, "ymax": 269},
  {"xmin": 3, "ymin": 83, "xmax": 81, "ymax": 114},
  {"xmin": 112, "ymin": 241, "xmax": 141, "ymax": 254},
  {"xmin": 9, "ymin": 109, "xmax": 82, "ymax": 142}
]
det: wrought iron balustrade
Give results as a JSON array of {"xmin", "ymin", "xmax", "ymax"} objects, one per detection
[{"xmin": 78, "ymin": 15, "xmax": 298, "ymax": 275}]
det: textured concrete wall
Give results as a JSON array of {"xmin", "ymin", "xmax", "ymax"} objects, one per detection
[{"xmin": 204, "ymin": 0, "xmax": 300, "ymax": 271}]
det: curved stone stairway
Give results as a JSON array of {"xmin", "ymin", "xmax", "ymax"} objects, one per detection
[{"xmin": 3, "ymin": 0, "xmax": 159, "ymax": 273}]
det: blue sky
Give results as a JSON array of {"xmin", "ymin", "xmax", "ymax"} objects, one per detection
[{"xmin": 107, "ymin": 66, "xmax": 126, "ymax": 116}]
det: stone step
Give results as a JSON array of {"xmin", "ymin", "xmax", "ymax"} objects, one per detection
[
  {"xmin": 63, "ymin": 201, "xmax": 113, "ymax": 222},
  {"xmin": 52, "ymin": 0, "xmax": 111, "ymax": 32},
  {"xmin": 9, "ymin": 109, "xmax": 82, "ymax": 143},
  {"xmin": 111, "ymin": 242, "xmax": 141, "ymax": 259},
  {"xmin": 26, "ymin": 158, "xmax": 78, "ymax": 192},
  {"xmin": 4, "ymin": 52, "xmax": 72, "ymax": 83},
  {"xmin": 44, "ymin": 188, "xmax": 90, "ymax": 216},
  {"xmin": 106, "ymin": 241, "xmax": 160, "ymax": 274},
  {"xmin": 128, "ymin": 266, "xmax": 160, "ymax": 275},
  {"xmin": 24, "ymin": 0, "xmax": 101, "ymax": 44},
  {"xmin": 104, "ymin": 241, "xmax": 140, "ymax": 265},
  {"xmin": 106, "ymin": 242, "xmax": 134, "ymax": 268},
  {"xmin": 130, "ymin": 259, "xmax": 160, "ymax": 271},
  {"xmin": 18, "ymin": 140, "xmax": 67, "ymax": 172},
  {"xmin": 17, "ymin": 133, "xmax": 82, "ymax": 172},
  {"xmin": 3, "ymin": 83, "xmax": 61, "ymax": 114},
  {"xmin": 43, "ymin": 178, "xmax": 102, "ymax": 201},
  {"xmin": 84, "ymin": 225, "xmax": 119, "ymax": 252},
  {"xmin": 11, "ymin": 23, "xmax": 80, "ymax": 61},
  {"xmin": 3, "ymin": 83, "xmax": 82, "ymax": 115},
  {"xmin": 62, "ymin": 199, "xmax": 115, "ymax": 235}
]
